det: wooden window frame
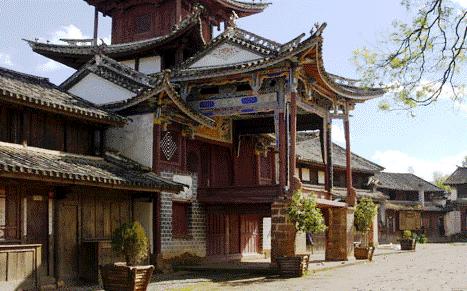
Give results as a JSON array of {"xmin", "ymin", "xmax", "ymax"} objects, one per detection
[{"xmin": 172, "ymin": 201, "xmax": 191, "ymax": 239}]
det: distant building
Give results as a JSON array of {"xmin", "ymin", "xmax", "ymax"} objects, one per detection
[
  {"xmin": 445, "ymin": 167, "xmax": 467, "ymax": 234},
  {"xmin": 374, "ymin": 172, "xmax": 448, "ymax": 243}
]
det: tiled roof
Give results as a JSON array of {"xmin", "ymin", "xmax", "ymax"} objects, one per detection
[
  {"xmin": 374, "ymin": 172, "xmax": 444, "ymax": 193},
  {"xmin": 385, "ymin": 201, "xmax": 447, "ymax": 212},
  {"xmin": 0, "ymin": 66, "xmax": 125, "ymax": 125},
  {"xmin": 331, "ymin": 187, "xmax": 388, "ymax": 202},
  {"xmin": 444, "ymin": 167, "xmax": 467, "ymax": 185},
  {"xmin": 296, "ymin": 133, "xmax": 384, "ymax": 173},
  {"xmin": 25, "ymin": 7, "xmax": 205, "ymax": 69},
  {"xmin": 217, "ymin": 0, "xmax": 270, "ymax": 11},
  {"xmin": 0, "ymin": 141, "xmax": 184, "ymax": 192},
  {"xmin": 61, "ymin": 55, "xmax": 153, "ymax": 94},
  {"xmin": 173, "ymin": 25, "xmax": 385, "ymax": 100},
  {"xmin": 98, "ymin": 68, "xmax": 216, "ymax": 128}
]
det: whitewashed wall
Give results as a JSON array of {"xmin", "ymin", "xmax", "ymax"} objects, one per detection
[
  {"xmin": 139, "ymin": 56, "xmax": 161, "ymax": 74},
  {"xmin": 68, "ymin": 73, "xmax": 136, "ymax": 104},
  {"xmin": 105, "ymin": 113, "xmax": 154, "ymax": 168},
  {"xmin": 444, "ymin": 211, "xmax": 461, "ymax": 236},
  {"xmin": 134, "ymin": 201, "xmax": 154, "ymax": 253}
]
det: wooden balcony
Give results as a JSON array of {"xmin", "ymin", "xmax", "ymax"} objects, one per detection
[{"xmin": 197, "ymin": 185, "xmax": 282, "ymax": 204}]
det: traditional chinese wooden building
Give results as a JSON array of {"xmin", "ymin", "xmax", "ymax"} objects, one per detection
[
  {"xmin": 24, "ymin": 0, "xmax": 385, "ymax": 276},
  {"xmin": 0, "ymin": 67, "xmax": 184, "ymax": 288},
  {"xmin": 445, "ymin": 167, "xmax": 467, "ymax": 234},
  {"xmin": 374, "ymin": 172, "xmax": 448, "ymax": 243}
]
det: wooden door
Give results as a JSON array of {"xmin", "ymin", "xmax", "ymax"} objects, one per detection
[
  {"xmin": 27, "ymin": 194, "xmax": 48, "ymax": 277},
  {"xmin": 56, "ymin": 203, "xmax": 79, "ymax": 281},
  {"xmin": 206, "ymin": 213, "xmax": 225, "ymax": 256},
  {"xmin": 229, "ymin": 215, "xmax": 240, "ymax": 254},
  {"xmin": 240, "ymin": 215, "xmax": 260, "ymax": 255}
]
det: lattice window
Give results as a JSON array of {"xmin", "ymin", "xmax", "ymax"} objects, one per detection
[
  {"xmin": 135, "ymin": 14, "xmax": 151, "ymax": 34},
  {"xmin": 160, "ymin": 132, "xmax": 178, "ymax": 161}
]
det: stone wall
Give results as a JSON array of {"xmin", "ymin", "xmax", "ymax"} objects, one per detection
[{"xmin": 159, "ymin": 172, "xmax": 206, "ymax": 259}]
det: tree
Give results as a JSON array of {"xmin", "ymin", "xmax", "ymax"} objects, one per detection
[
  {"xmin": 354, "ymin": 0, "xmax": 466, "ymax": 112},
  {"xmin": 462, "ymin": 156, "xmax": 467, "ymax": 167},
  {"xmin": 433, "ymin": 171, "xmax": 451, "ymax": 192},
  {"xmin": 287, "ymin": 190, "xmax": 327, "ymax": 235},
  {"xmin": 354, "ymin": 197, "xmax": 378, "ymax": 248}
]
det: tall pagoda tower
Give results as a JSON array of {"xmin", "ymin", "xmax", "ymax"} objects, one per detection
[{"xmin": 85, "ymin": 0, "xmax": 269, "ymax": 44}]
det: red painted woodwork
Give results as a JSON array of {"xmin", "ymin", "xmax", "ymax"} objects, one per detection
[
  {"xmin": 228, "ymin": 215, "xmax": 240, "ymax": 254},
  {"xmin": 206, "ymin": 213, "xmax": 225, "ymax": 256},
  {"xmin": 198, "ymin": 185, "xmax": 281, "ymax": 204},
  {"xmin": 234, "ymin": 138, "xmax": 257, "ymax": 186},
  {"xmin": 259, "ymin": 149, "xmax": 275, "ymax": 185},
  {"xmin": 210, "ymin": 146, "xmax": 232, "ymax": 187},
  {"xmin": 240, "ymin": 215, "xmax": 260, "ymax": 255},
  {"xmin": 172, "ymin": 202, "xmax": 189, "ymax": 238}
]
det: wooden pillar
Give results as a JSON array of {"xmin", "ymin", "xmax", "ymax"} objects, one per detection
[
  {"xmin": 289, "ymin": 91, "xmax": 297, "ymax": 190},
  {"xmin": 153, "ymin": 123, "xmax": 161, "ymax": 174},
  {"xmin": 277, "ymin": 112, "xmax": 287, "ymax": 190},
  {"xmin": 176, "ymin": 0, "xmax": 182, "ymax": 23},
  {"xmin": 93, "ymin": 8, "xmax": 99, "ymax": 45},
  {"xmin": 325, "ymin": 116, "xmax": 333, "ymax": 192},
  {"xmin": 344, "ymin": 105, "xmax": 356, "ymax": 206}
]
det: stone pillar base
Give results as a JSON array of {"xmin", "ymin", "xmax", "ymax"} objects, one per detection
[
  {"xmin": 271, "ymin": 201, "xmax": 296, "ymax": 264},
  {"xmin": 325, "ymin": 207, "xmax": 355, "ymax": 261}
]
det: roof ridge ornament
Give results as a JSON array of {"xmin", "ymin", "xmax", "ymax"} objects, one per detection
[
  {"xmin": 228, "ymin": 10, "xmax": 239, "ymax": 28},
  {"xmin": 310, "ymin": 22, "xmax": 327, "ymax": 37}
]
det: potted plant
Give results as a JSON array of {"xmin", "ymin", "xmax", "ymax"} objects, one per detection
[
  {"xmin": 281, "ymin": 190, "xmax": 327, "ymax": 277},
  {"xmin": 354, "ymin": 197, "xmax": 377, "ymax": 260},
  {"xmin": 100, "ymin": 222, "xmax": 154, "ymax": 291},
  {"xmin": 400, "ymin": 230, "xmax": 417, "ymax": 250}
]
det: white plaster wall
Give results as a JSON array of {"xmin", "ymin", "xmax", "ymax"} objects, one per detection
[
  {"xmin": 372, "ymin": 211, "xmax": 379, "ymax": 246},
  {"xmin": 191, "ymin": 43, "xmax": 262, "ymax": 68},
  {"xmin": 444, "ymin": 211, "xmax": 461, "ymax": 236},
  {"xmin": 105, "ymin": 113, "xmax": 154, "ymax": 168},
  {"xmin": 262, "ymin": 217, "xmax": 271, "ymax": 251},
  {"xmin": 450, "ymin": 188, "xmax": 458, "ymax": 201},
  {"xmin": 139, "ymin": 56, "xmax": 161, "ymax": 74},
  {"xmin": 68, "ymin": 73, "xmax": 136, "ymax": 105},
  {"xmin": 134, "ymin": 201, "xmax": 154, "ymax": 253},
  {"xmin": 295, "ymin": 231, "xmax": 307, "ymax": 254},
  {"xmin": 120, "ymin": 59, "xmax": 136, "ymax": 69}
]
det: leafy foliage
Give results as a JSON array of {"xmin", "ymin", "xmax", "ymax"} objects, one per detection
[
  {"xmin": 462, "ymin": 156, "xmax": 467, "ymax": 167},
  {"xmin": 354, "ymin": 197, "xmax": 378, "ymax": 233},
  {"xmin": 416, "ymin": 233, "xmax": 428, "ymax": 243},
  {"xmin": 288, "ymin": 190, "xmax": 327, "ymax": 234},
  {"xmin": 402, "ymin": 230, "xmax": 413, "ymax": 239},
  {"xmin": 433, "ymin": 171, "xmax": 451, "ymax": 192},
  {"xmin": 112, "ymin": 222, "xmax": 149, "ymax": 266},
  {"xmin": 354, "ymin": 0, "xmax": 466, "ymax": 112}
]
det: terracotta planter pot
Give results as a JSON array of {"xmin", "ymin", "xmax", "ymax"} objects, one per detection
[
  {"xmin": 400, "ymin": 239, "xmax": 416, "ymax": 251},
  {"xmin": 100, "ymin": 263, "xmax": 154, "ymax": 291},
  {"xmin": 354, "ymin": 246, "xmax": 375, "ymax": 261},
  {"xmin": 276, "ymin": 255, "xmax": 309, "ymax": 277}
]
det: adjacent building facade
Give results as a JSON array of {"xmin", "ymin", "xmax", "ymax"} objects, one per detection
[
  {"xmin": 445, "ymin": 167, "xmax": 467, "ymax": 234},
  {"xmin": 374, "ymin": 172, "xmax": 448, "ymax": 243},
  {"xmin": 0, "ymin": 67, "xmax": 184, "ymax": 288}
]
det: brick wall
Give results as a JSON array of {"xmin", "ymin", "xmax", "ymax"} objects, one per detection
[{"xmin": 159, "ymin": 171, "xmax": 206, "ymax": 259}]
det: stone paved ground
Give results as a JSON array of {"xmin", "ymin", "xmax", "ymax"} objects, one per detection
[{"xmin": 151, "ymin": 243, "xmax": 467, "ymax": 291}]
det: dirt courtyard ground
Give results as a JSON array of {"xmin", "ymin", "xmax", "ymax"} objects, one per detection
[{"xmin": 151, "ymin": 243, "xmax": 467, "ymax": 291}]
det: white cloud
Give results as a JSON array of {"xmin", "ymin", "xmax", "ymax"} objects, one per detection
[
  {"xmin": 371, "ymin": 150, "xmax": 467, "ymax": 181},
  {"xmin": 452, "ymin": 0, "xmax": 467, "ymax": 8},
  {"xmin": 36, "ymin": 24, "xmax": 89, "ymax": 72},
  {"xmin": 52, "ymin": 24, "xmax": 88, "ymax": 42},
  {"xmin": 0, "ymin": 53, "xmax": 13, "ymax": 67},
  {"xmin": 332, "ymin": 122, "xmax": 346, "ymax": 145}
]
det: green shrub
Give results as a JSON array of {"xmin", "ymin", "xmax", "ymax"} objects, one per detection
[
  {"xmin": 416, "ymin": 234, "xmax": 428, "ymax": 243},
  {"xmin": 288, "ymin": 190, "xmax": 327, "ymax": 234},
  {"xmin": 354, "ymin": 197, "xmax": 377, "ymax": 247},
  {"xmin": 112, "ymin": 221, "xmax": 149, "ymax": 266},
  {"xmin": 402, "ymin": 230, "xmax": 413, "ymax": 239}
]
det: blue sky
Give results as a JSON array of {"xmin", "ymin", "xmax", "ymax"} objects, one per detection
[{"xmin": 0, "ymin": 0, "xmax": 465, "ymax": 180}]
